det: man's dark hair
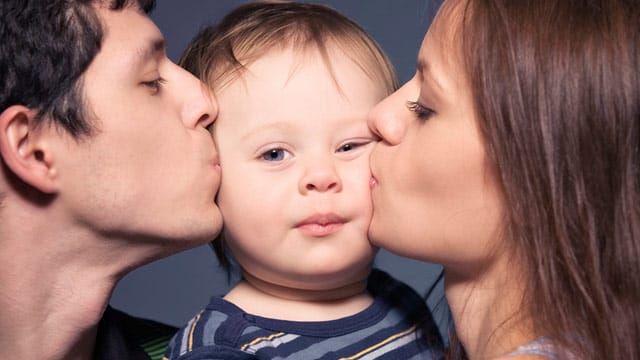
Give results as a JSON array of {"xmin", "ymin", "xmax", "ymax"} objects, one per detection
[{"xmin": 0, "ymin": 0, "xmax": 155, "ymax": 138}]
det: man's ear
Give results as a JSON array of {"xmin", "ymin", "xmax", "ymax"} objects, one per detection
[{"xmin": 0, "ymin": 105, "xmax": 58, "ymax": 194}]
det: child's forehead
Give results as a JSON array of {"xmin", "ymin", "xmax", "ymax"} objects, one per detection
[
  {"xmin": 220, "ymin": 46, "xmax": 356, "ymax": 93},
  {"xmin": 214, "ymin": 41, "xmax": 381, "ymax": 93}
]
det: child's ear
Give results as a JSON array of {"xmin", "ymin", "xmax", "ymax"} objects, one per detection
[{"xmin": 0, "ymin": 105, "xmax": 58, "ymax": 194}]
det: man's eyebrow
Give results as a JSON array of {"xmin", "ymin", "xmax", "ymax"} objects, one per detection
[{"xmin": 132, "ymin": 37, "xmax": 166, "ymax": 69}]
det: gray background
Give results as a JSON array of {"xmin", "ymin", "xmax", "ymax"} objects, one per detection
[{"xmin": 111, "ymin": 0, "xmax": 448, "ymax": 334}]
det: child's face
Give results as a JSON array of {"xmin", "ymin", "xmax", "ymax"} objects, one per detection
[{"xmin": 213, "ymin": 46, "xmax": 387, "ymax": 291}]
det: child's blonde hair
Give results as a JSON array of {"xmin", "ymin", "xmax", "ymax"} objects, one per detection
[{"xmin": 180, "ymin": 0, "xmax": 398, "ymax": 95}]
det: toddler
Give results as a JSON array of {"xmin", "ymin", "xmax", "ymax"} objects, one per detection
[{"xmin": 165, "ymin": 2, "xmax": 443, "ymax": 359}]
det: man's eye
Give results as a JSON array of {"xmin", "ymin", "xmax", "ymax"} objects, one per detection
[{"xmin": 142, "ymin": 77, "xmax": 166, "ymax": 94}]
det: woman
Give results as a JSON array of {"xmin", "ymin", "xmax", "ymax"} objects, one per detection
[{"xmin": 367, "ymin": 0, "xmax": 639, "ymax": 359}]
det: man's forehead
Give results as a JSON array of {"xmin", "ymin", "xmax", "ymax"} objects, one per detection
[{"xmin": 95, "ymin": 5, "xmax": 165, "ymax": 68}]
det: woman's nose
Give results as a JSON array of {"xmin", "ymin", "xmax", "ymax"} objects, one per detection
[{"xmin": 367, "ymin": 80, "xmax": 414, "ymax": 146}]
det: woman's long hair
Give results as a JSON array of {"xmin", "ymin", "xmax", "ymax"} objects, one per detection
[{"xmin": 452, "ymin": 0, "xmax": 639, "ymax": 358}]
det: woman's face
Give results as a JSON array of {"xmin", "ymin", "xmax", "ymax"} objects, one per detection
[{"xmin": 367, "ymin": 3, "xmax": 505, "ymax": 272}]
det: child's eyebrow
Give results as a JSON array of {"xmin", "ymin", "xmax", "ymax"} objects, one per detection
[{"xmin": 240, "ymin": 121, "xmax": 296, "ymax": 141}]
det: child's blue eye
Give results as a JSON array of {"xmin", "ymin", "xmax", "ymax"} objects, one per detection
[
  {"xmin": 338, "ymin": 142, "xmax": 365, "ymax": 152},
  {"xmin": 340, "ymin": 144, "xmax": 353, "ymax": 152},
  {"xmin": 261, "ymin": 149, "xmax": 287, "ymax": 161}
]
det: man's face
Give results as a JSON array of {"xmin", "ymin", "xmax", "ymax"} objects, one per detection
[{"xmin": 52, "ymin": 6, "xmax": 222, "ymax": 249}]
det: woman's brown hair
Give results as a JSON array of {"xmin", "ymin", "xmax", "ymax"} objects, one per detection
[{"xmin": 451, "ymin": 0, "xmax": 639, "ymax": 358}]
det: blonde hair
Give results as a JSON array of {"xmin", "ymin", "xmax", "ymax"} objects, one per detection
[{"xmin": 180, "ymin": 0, "xmax": 397, "ymax": 95}]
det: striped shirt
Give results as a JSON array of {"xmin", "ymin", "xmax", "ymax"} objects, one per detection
[{"xmin": 164, "ymin": 269, "xmax": 443, "ymax": 359}]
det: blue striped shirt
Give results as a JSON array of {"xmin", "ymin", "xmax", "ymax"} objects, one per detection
[{"xmin": 164, "ymin": 269, "xmax": 443, "ymax": 359}]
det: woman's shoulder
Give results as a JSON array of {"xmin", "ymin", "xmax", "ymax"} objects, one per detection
[
  {"xmin": 496, "ymin": 355, "xmax": 553, "ymax": 360},
  {"xmin": 501, "ymin": 338, "xmax": 558, "ymax": 360}
]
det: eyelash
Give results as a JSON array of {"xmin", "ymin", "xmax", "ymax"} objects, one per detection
[
  {"xmin": 407, "ymin": 100, "xmax": 435, "ymax": 120},
  {"xmin": 142, "ymin": 77, "xmax": 166, "ymax": 94}
]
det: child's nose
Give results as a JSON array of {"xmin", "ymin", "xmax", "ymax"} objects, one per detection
[{"xmin": 299, "ymin": 161, "xmax": 342, "ymax": 194}]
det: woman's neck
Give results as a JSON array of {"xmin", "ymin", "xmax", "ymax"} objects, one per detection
[{"xmin": 444, "ymin": 258, "xmax": 536, "ymax": 359}]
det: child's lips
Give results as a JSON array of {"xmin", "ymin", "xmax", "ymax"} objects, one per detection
[{"xmin": 295, "ymin": 213, "xmax": 347, "ymax": 237}]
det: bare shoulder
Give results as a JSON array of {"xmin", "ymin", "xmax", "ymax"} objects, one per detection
[{"xmin": 495, "ymin": 355, "xmax": 553, "ymax": 360}]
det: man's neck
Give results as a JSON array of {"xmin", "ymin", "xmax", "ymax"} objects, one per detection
[
  {"xmin": 0, "ymin": 245, "xmax": 114, "ymax": 359},
  {"xmin": 0, "ymin": 202, "xmax": 154, "ymax": 360}
]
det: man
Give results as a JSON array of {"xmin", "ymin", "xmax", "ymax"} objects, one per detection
[{"xmin": 0, "ymin": 1, "xmax": 222, "ymax": 359}]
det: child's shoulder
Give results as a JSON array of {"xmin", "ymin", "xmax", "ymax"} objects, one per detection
[
  {"xmin": 367, "ymin": 268, "xmax": 428, "ymax": 312},
  {"xmin": 164, "ymin": 297, "xmax": 254, "ymax": 360},
  {"xmin": 367, "ymin": 268, "xmax": 445, "ymax": 353}
]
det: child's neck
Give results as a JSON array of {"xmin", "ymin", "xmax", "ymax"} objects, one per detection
[{"xmin": 223, "ymin": 271, "xmax": 373, "ymax": 321}]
